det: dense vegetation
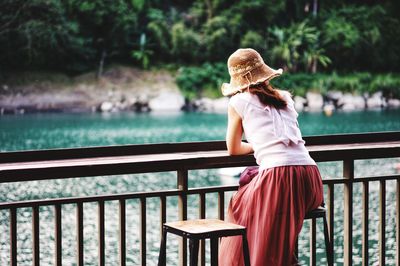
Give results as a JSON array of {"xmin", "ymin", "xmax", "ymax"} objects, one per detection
[{"xmin": 1, "ymin": 0, "xmax": 399, "ymax": 97}]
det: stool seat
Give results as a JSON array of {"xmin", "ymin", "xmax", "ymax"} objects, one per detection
[
  {"xmin": 164, "ymin": 219, "xmax": 246, "ymax": 237},
  {"xmin": 158, "ymin": 219, "xmax": 250, "ymax": 266}
]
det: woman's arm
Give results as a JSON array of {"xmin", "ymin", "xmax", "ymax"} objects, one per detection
[{"xmin": 226, "ymin": 105, "xmax": 253, "ymax": 155}]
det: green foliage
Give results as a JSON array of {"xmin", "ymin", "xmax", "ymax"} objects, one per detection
[
  {"xmin": 273, "ymin": 72, "xmax": 400, "ymax": 98},
  {"xmin": 176, "ymin": 66, "xmax": 400, "ymax": 99},
  {"xmin": 240, "ymin": 31, "xmax": 265, "ymax": 52},
  {"xmin": 176, "ymin": 63, "xmax": 229, "ymax": 99},
  {"xmin": 171, "ymin": 23, "xmax": 202, "ymax": 63},
  {"xmin": 0, "ymin": 0, "xmax": 85, "ymax": 69},
  {"xmin": 131, "ymin": 33, "xmax": 153, "ymax": 69},
  {"xmin": 0, "ymin": 0, "xmax": 399, "ymax": 75},
  {"xmin": 268, "ymin": 21, "xmax": 330, "ymax": 73}
]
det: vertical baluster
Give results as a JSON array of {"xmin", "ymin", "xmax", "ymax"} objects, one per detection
[
  {"xmin": 158, "ymin": 196, "xmax": 166, "ymax": 265},
  {"xmin": 54, "ymin": 204, "xmax": 62, "ymax": 266},
  {"xmin": 218, "ymin": 191, "xmax": 224, "ymax": 221},
  {"xmin": 397, "ymin": 178, "xmax": 400, "ymax": 266},
  {"xmin": 160, "ymin": 196, "xmax": 166, "ymax": 232},
  {"xmin": 362, "ymin": 181, "xmax": 369, "ymax": 266},
  {"xmin": 98, "ymin": 200, "xmax": 105, "ymax": 266},
  {"xmin": 343, "ymin": 160, "xmax": 354, "ymax": 266},
  {"xmin": 327, "ymin": 183, "xmax": 334, "ymax": 263},
  {"xmin": 310, "ymin": 218, "xmax": 316, "ymax": 266},
  {"xmin": 76, "ymin": 202, "xmax": 84, "ymax": 266},
  {"xmin": 177, "ymin": 170, "xmax": 188, "ymax": 266},
  {"xmin": 10, "ymin": 208, "xmax": 17, "ymax": 266},
  {"xmin": 140, "ymin": 197, "xmax": 146, "ymax": 266},
  {"xmin": 119, "ymin": 199, "xmax": 126, "ymax": 266},
  {"xmin": 199, "ymin": 193, "xmax": 206, "ymax": 266},
  {"xmin": 379, "ymin": 180, "xmax": 386, "ymax": 266},
  {"xmin": 32, "ymin": 206, "xmax": 40, "ymax": 266}
]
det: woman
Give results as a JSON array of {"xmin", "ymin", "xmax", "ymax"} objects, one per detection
[{"xmin": 219, "ymin": 48, "xmax": 323, "ymax": 266}]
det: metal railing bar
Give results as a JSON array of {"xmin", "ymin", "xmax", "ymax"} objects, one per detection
[
  {"xmin": 0, "ymin": 189, "xmax": 182, "ymax": 209},
  {"xmin": 32, "ymin": 206, "xmax": 40, "ymax": 266},
  {"xmin": 218, "ymin": 191, "xmax": 225, "ymax": 221},
  {"xmin": 1, "ymin": 175, "xmax": 398, "ymax": 210},
  {"xmin": 2, "ymin": 142, "xmax": 400, "ymax": 182},
  {"xmin": 199, "ymin": 193, "xmax": 206, "ymax": 219},
  {"xmin": 119, "ymin": 199, "xmax": 126, "ymax": 266},
  {"xmin": 158, "ymin": 196, "xmax": 166, "ymax": 265},
  {"xmin": 327, "ymin": 183, "xmax": 334, "ymax": 263},
  {"xmin": 0, "ymin": 187, "xmax": 239, "ymax": 211},
  {"xmin": 343, "ymin": 159, "xmax": 354, "ymax": 266},
  {"xmin": 397, "ymin": 179, "xmax": 400, "ymax": 266},
  {"xmin": 188, "ymin": 185, "xmax": 238, "ymax": 194},
  {"xmin": 177, "ymin": 170, "xmax": 188, "ymax": 266},
  {"xmin": 10, "ymin": 207, "xmax": 17, "ymax": 266},
  {"xmin": 310, "ymin": 218, "xmax": 317, "ymax": 266},
  {"xmin": 140, "ymin": 197, "xmax": 146, "ymax": 266},
  {"xmin": 98, "ymin": 201, "xmax": 105, "ymax": 266},
  {"xmin": 353, "ymin": 175, "xmax": 400, "ymax": 182},
  {"xmin": 199, "ymin": 193, "xmax": 206, "ymax": 266},
  {"xmin": 2, "ymin": 132, "xmax": 398, "ymax": 164},
  {"xmin": 76, "ymin": 202, "xmax": 84, "ymax": 266},
  {"xmin": 362, "ymin": 181, "xmax": 369, "ymax": 266},
  {"xmin": 54, "ymin": 204, "xmax": 62, "ymax": 266},
  {"xmin": 379, "ymin": 180, "xmax": 386, "ymax": 266}
]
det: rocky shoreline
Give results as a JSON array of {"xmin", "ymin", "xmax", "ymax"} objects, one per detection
[
  {"xmin": 1, "ymin": 89, "xmax": 399, "ymax": 115},
  {"xmin": 1, "ymin": 67, "xmax": 399, "ymax": 115}
]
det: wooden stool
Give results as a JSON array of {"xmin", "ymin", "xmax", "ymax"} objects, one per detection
[
  {"xmin": 158, "ymin": 219, "xmax": 250, "ymax": 266},
  {"xmin": 301, "ymin": 206, "xmax": 333, "ymax": 266}
]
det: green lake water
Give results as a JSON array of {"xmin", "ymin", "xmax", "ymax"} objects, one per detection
[{"xmin": 0, "ymin": 109, "xmax": 399, "ymax": 265}]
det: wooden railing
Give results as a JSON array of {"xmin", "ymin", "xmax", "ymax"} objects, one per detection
[{"xmin": 0, "ymin": 132, "xmax": 399, "ymax": 265}]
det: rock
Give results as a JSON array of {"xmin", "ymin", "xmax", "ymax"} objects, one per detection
[
  {"xmin": 323, "ymin": 104, "xmax": 335, "ymax": 116},
  {"xmin": 367, "ymin": 92, "xmax": 385, "ymax": 109},
  {"xmin": 326, "ymin": 91, "xmax": 343, "ymax": 101},
  {"xmin": 294, "ymin": 96, "xmax": 307, "ymax": 112},
  {"xmin": 148, "ymin": 91, "xmax": 185, "ymax": 112},
  {"xmin": 306, "ymin": 92, "xmax": 323, "ymax": 110},
  {"xmin": 388, "ymin": 98, "xmax": 400, "ymax": 108},
  {"xmin": 212, "ymin": 97, "xmax": 229, "ymax": 112},
  {"xmin": 337, "ymin": 93, "xmax": 366, "ymax": 110},
  {"xmin": 100, "ymin": 101, "xmax": 113, "ymax": 112},
  {"xmin": 195, "ymin": 97, "xmax": 229, "ymax": 113}
]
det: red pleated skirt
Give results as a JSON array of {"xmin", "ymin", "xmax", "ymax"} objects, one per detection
[{"xmin": 219, "ymin": 165, "xmax": 323, "ymax": 266}]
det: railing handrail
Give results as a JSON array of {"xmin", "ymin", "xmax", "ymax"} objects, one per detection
[
  {"xmin": 0, "ymin": 132, "xmax": 399, "ymax": 266},
  {"xmin": 0, "ymin": 132, "xmax": 400, "ymax": 183},
  {"xmin": 1, "ymin": 131, "xmax": 399, "ymax": 163}
]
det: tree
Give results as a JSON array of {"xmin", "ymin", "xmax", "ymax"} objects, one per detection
[
  {"xmin": 268, "ymin": 21, "xmax": 330, "ymax": 72},
  {"xmin": 0, "ymin": 0, "xmax": 84, "ymax": 70},
  {"xmin": 65, "ymin": 0, "xmax": 139, "ymax": 77}
]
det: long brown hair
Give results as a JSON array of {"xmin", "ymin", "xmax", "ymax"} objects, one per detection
[{"xmin": 247, "ymin": 82, "xmax": 287, "ymax": 109}]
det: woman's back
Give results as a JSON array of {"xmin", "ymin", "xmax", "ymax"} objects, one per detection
[{"xmin": 229, "ymin": 90, "xmax": 315, "ymax": 170}]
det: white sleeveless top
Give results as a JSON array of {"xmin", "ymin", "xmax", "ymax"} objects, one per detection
[{"xmin": 229, "ymin": 90, "xmax": 316, "ymax": 170}]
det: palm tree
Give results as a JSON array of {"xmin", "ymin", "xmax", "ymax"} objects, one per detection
[{"xmin": 268, "ymin": 21, "xmax": 331, "ymax": 73}]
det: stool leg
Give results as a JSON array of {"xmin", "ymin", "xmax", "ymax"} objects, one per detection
[
  {"xmin": 323, "ymin": 215, "xmax": 333, "ymax": 266},
  {"xmin": 242, "ymin": 231, "xmax": 251, "ymax": 266},
  {"xmin": 158, "ymin": 228, "xmax": 167, "ymax": 266},
  {"xmin": 210, "ymin": 237, "xmax": 219, "ymax": 266},
  {"xmin": 189, "ymin": 239, "xmax": 199, "ymax": 266}
]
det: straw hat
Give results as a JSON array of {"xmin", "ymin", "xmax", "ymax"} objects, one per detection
[{"xmin": 221, "ymin": 48, "xmax": 283, "ymax": 96}]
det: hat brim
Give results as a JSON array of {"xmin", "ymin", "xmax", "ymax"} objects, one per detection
[{"xmin": 221, "ymin": 68, "xmax": 283, "ymax": 97}]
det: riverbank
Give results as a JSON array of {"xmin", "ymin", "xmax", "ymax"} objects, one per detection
[{"xmin": 1, "ymin": 66, "xmax": 399, "ymax": 114}]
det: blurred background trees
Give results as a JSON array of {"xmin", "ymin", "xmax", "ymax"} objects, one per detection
[{"xmin": 1, "ymin": 0, "xmax": 399, "ymax": 97}]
